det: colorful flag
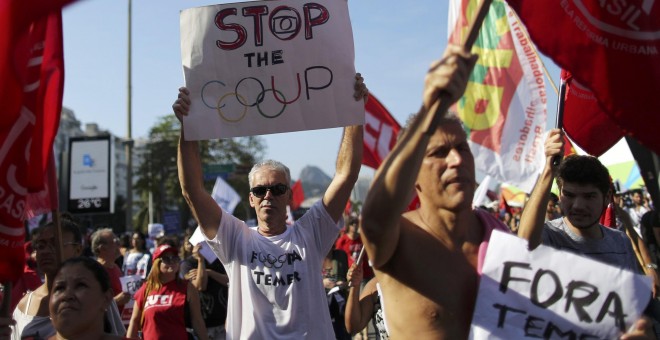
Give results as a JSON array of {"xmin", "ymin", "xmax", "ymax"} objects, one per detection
[
  {"xmin": 211, "ymin": 176, "xmax": 241, "ymax": 214},
  {"xmin": 290, "ymin": 179, "xmax": 304, "ymax": 211},
  {"xmin": 0, "ymin": 1, "xmax": 72, "ymax": 283},
  {"xmin": 363, "ymin": 94, "xmax": 401, "ymax": 170},
  {"xmin": 561, "ymin": 70, "xmax": 623, "ymax": 157},
  {"xmin": 506, "ymin": 0, "xmax": 660, "ymax": 154},
  {"xmin": 499, "ymin": 192, "xmax": 512, "ymax": 216},
  {"xmin": 448, "ymin": 0, "xmax": 548, "ymax": 193}
]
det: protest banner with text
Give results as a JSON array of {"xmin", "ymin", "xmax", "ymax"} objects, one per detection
[
  {"xmin": 470, "ymin": 231, "xmax": 652, "ymax": 339},
  {"xmin": 180, "ymin": 0, "xmax": 363, "ymax": 140},
  {"xmin": 448, "ymin": 0, "xmax": 547, "ymax": 193}
]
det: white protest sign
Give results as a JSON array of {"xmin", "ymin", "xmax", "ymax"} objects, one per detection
[
  {"xmin": 470, "ymin": 230, "xmax": 652, "ymax": 339},
  {"xmin": 120, "ymin": 275, "xmax": 144, "ymax": 295},
  {"xmin": 119, "ymin": 275, "xmax": 145, "ymax": 326},
  {"xmin": 180, "ymin": 0, "xmax": 363, "ymax": 140},
  {"xmin": 189, "ymin": 226, "xmax": 218, "ymax": 263}
]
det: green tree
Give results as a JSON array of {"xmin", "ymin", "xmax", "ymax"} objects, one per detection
[{"xmin": 133, "ymin": 115, "xmax": 265, "ymax": 233}]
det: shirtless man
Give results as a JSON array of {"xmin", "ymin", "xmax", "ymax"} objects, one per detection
[{"xmin": 360, "ymin": 45, "xmax": 509, "ymax": 339}]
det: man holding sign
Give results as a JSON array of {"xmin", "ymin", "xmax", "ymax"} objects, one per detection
[
  {"xmin": 174, "ymin": 74, "xmax": 366, "ymax": 339},
  {"xmin": 518, "ymin": 129, "xmax": 654, "ymax": 338}
]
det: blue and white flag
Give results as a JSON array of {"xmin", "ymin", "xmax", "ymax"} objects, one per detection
[{"xmin": 211, "ymin": 176, "xmax": 241, "ymax": 214}]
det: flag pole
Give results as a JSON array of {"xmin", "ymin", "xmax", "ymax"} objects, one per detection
[
  {"xmin": 48, "ymin": 152, "xmax": 64, "ymax": 269},
  {"xmin": 424, "ymin": 0, "xmax": 493, "ymax": 135},
  {"xmin": 552, "ymin": 79, "xmax": 567, "ymax": 166}
]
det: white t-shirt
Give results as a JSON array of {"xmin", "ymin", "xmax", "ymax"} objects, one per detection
[
  {"xmin": 123, "ymin": 251, "xmax": 151, "ymax": 278},
  {"xmin": 205, "ymin": 200, "xmax": 340, "ymax": 339},
  {"xmin": 628, "ymin": 206, "xmax": 649, "ymax": 239}
]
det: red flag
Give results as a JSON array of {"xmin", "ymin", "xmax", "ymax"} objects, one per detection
[
  {"xmin": 600, "ymin": 203, "xmax": 616, "ymax": 228},
  {"xmin": 363, "ymin": 94, "xmax": 401, "ymax": 169},
  {"xmin": 0, "ymin": 1, "xmax": 71, "ymax": 283},
  {"xmin": 290, "ymin": 179, "xmax": 304, "ymax": 211},
  {"xmin": 561, "ymin": 70, "xmax": 624, "ymax": 157},
  {"xmin": 362, "ymin": 95, "xmax": 420, "ymax": 211},
  {"xmin": 506, "ymin": 1, "xmax": 660, "ymax": 154},
  {"xmin": 25, "ymin": 152, "xmax": 59, "ymax": 219}
]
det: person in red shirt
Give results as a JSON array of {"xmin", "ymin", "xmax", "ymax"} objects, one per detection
[
  {"xmin": 91, "ymin": 228, "xmax": 131, "ymax": 313},
  {"xmin": 335, "ymin": 217, "xmax": 374, "ymax": 282},
  {"xmin": 9, "ymin": 241, "xmax": 42, "ymax": 311},
  {"xmin": 126, "ymin": 244, "xmax": 207, "ymax": 340}
]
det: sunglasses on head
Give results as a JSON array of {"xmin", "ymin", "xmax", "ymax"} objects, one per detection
[{"xmin": 250, "ymin": 184, "xmax": 288, "ymax": 198}]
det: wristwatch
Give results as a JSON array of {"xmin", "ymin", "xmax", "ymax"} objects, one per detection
[{"xmin": 646, "ymin": 263, "xmax": 658, "ymax": 270}]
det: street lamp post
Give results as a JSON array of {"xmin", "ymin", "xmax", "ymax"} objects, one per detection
[{"xmin": 125, "ymin": 0, "xmax": 133, "ymax": 231}]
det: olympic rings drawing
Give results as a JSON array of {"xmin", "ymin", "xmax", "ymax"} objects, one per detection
[
  {"xmin": 234, "ymin": 77, "xmax": 264, "ymax": 107},
  {"xmin": 256, "ymin": 89, "xmax": 286, "ymax": 119},
  {"xmin": 201, "ymin": 80, "xmax": 226, "ymax": 109},
  {"xmin": 202, "ymin": 78, "xmax": 290, "ymax": 123},
  {"xmin": 217, "ymin": 92, "xmax": 247, "ymax": 123}
]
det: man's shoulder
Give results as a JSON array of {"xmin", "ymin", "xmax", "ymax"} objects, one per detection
[{"xmin": 472, "ymin": 208, "xmax": 509, "ymax": 233}]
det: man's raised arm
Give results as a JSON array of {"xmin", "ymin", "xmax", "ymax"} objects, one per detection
[
  {"xmin": 322, "ymin": 74, "xmax": 368, "ymax": 223},
  {"xmin": 360, "ymin": 45, "xmax": 477, "ymax": 269},
  {"xmin": 174, "ymin": 87, "xmax": 222, "ymax": 240},
  {"xmin": 517, "ymin": 128, "xmax": 563, "ymax": 249}
]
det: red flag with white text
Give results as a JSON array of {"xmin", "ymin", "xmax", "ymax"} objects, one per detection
[
  {"xmin": 0, "ymin": 1, "xmax": 71, "ymax": 282},
  {"xmin": 506, "ymin": 0, "xmax": 660, "ymax": 154},
  {"xmin": 561, "ymin": 70, "xmax": 623, "ymax": 157},
  {"xmin": 363, "ymin": 95, "xmax": 401, "ymax": 169}
]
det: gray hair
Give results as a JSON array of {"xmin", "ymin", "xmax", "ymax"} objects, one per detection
[
  {"xmin": 248, "ymin": 160, "xmax": 291, "ymax": 188},
  {"xmin": 398, "ymin": 111, "xmax": 464, "ymax": 142},
  {"xmin": 90, "ymin": 228, "xmax": 114, "ymax": 256}
]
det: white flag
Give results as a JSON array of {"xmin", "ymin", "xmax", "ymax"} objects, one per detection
[
  {"xmin": 472, "ymin": 175, "xmax": 492, "ymax": 208},
  {"xmin": 211, "ymin": 176, "xmax": 241, "ymax": 214}
]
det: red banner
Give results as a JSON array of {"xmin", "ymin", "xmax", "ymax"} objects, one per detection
[
  {"xmin": 290, "ymin": 179, "xmax": 304, "ymax": 211},
  {"xmin": 506, "ymin": 0, "xmax": 660, "ymax": 154},
  {"xmin": 561, "ymin": 70, "xmax": 624, "ymax": 157},
  {"xmin": 0, "ymin": 2, "xmax": 69, "ymax": 282},
  {"xmin": 362, "ymin": 95, "xmax": 401, "ymax": 169}
]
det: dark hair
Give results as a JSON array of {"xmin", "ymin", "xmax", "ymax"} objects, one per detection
[
  {"xmin": 53, "ymin": 256, "xmax": 111, "ymax": 293},
  {"xmin": 37, "ymin": 214, "xmax": 83, "ymax": 245},
  {"xmin": 641, "ymin": 210, "xmax": 659, "ymax": 229},
  {"xmin": 549, "ymin": 192, "xmax": 559, "ymax": 204},
  {"xmin": 131, "ymin": 231, "xmax": 147, "ymax": 252},
  {"xmin": 557, "ymin": 155, "xmax": 611, "ymax": 197}
]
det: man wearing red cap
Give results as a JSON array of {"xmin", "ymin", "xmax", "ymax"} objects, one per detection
[{"xmin": 173, "ymin": 76, "xmax": 367, "ymax": 339}]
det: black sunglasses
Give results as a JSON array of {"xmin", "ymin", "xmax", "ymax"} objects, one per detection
[{"xmin": 250, "ymin": 184, "xmax": 288, "ymax": 198}]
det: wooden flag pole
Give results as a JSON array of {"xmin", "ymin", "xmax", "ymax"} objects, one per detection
[{"xmin": 424, "ymin": 0, "xmax": 493, "ymax": 135}]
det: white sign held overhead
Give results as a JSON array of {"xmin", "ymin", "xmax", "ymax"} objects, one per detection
[
  {"xmin": 189, "ymin": 226, "xmax": 218, "ymax": 263},
  {"xmin": 180, "ymin": 0, "xmax": 363, "ymax": 140},
  {"xmin": 470, "ymin": 231, "xmax": 652, "ymax": 339}
]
